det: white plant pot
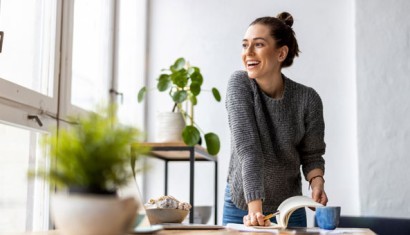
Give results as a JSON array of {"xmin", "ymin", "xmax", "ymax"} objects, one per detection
[
  {"xmin": 51, "ymin": 193, "xmax": 138, "ymax": 235},
  {"xmin": 156, "ymin": 111, "xmax": 186, "ymax": 142}
]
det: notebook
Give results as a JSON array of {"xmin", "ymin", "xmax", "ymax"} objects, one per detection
[{"xmin": 118, "ymin": 176, "xmax": 224, "ymax": 232}]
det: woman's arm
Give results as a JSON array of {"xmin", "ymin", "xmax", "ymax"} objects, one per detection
[
  {"xmin": 299, "ymin": 88, "xmax": 326, "ymax": 178},
  {"xmin": 307, "ymin": 169, "xmax": 328, "ymax": 205},
  {"xmin": 300, "ymin": 88, "xmax": 327, "ymax": 205},
  {"xmin": 226, "ymin": 72, "xmax": 268, "ymax": 226},
  {"xmin": 226, "ymin": 72, "xmax": 265, "ymax": 202}
]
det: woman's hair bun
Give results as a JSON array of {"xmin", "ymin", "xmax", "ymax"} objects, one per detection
[{"xmin": 276, "ymin": 12, "xmax": 294, "ymax": 27}]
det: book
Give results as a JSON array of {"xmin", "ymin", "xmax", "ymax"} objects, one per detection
[
  {"xmin": 227, "ymin": 195, "xmax": 322, "ymax": 230},
  {"xmin": 275, "ymin": 195, "xmax": 322, "ymax": 228}
]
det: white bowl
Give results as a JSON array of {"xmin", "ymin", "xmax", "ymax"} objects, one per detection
[{"xmin": 145, "ymin": 208, "xmax": 189, "ymax": 224}]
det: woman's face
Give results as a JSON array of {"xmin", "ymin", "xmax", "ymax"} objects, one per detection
[{"xmin": 241, "ymin": 24, "xmax": 282, "ymax": 79}]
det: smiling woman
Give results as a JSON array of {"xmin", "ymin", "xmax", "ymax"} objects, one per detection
[{"xmin": 223, "ymin": 12, "xmax": 327, "ymax": 228}]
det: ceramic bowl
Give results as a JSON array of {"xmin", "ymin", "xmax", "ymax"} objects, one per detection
[
  {"xmin": 194, "ymin": 206, "xmax": 212, "ymax": 224},
  {"xmin": 145, "ymin": 208, "xmax": 189, "ymax": 224}
]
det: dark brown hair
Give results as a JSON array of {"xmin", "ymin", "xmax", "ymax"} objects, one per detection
[{"xmin": 250, "ymin": 12, "xmax": 300, "ymax": 68}]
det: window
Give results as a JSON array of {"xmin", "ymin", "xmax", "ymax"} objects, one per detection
[
  {"xmin": 0, "ymin": 117, "xmax": 50, "ymax": 233},
  {"xmin": 0, "ymin": 1, "xmax": 59, "ymax": 231},
  {"xmin": 0, "ymin": 0, "xmax": 58, "ymax": 107},
  {"xmin": 116, "ymin": 0, "xmax": 147, "ymax": 128},
  {"xmin": 70, "ymin": 0, "xmax": 114, "ymax": 111},
  {"xmin": 0, "ymin": 0, "xmax": 147, "ymax": 233}
]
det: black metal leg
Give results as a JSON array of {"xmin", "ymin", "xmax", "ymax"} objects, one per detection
[
  {"xmin": 164, "ymin": 160, "xmax": 168, "ymax": 195},
  {"xmin": 150, "ymin": 145, "xmax": 217, "ymax": 225},
  {"xmin": 214, "ymin": 161, "xmax": 218, "ymax": 225},
  {"xmin": 189, "ymin": 148, "xmax": 195, "ymax": 224}
]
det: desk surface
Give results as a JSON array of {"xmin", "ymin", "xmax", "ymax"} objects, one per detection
[{"xmin": 14, "ymin": 228, "xmax": 376, "ymax": 235}]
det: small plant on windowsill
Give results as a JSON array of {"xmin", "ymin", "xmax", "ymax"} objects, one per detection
[{"xmin": 138, "ymin": 57, "xmax": 221, "ymax": 156}]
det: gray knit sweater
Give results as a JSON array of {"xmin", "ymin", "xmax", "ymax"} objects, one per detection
[{"xmin": 226, "ymin": 70, "xmax": 326, "ymax": 212}]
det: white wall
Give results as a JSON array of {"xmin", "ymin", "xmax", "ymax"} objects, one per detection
[
  {"xmin": 356, "ymin": 0, "xmax": 410, "ymax": 217},
  {"xmin": 143, "ymin": 0, "xmax": 359, "ymax": 224}
]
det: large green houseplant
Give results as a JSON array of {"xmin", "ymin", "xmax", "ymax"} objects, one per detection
[
  {"xmin": 30, "ymin": 104, "xmax": 149, "ymax": 235},
  {"xmin": 138, "ymin": 58, "xmax": 221, "ymax": 156}
]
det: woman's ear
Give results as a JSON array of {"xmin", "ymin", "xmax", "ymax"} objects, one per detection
[{"xmin": 278, "ymin": 46, "xmax": 289, "ymax": 62}]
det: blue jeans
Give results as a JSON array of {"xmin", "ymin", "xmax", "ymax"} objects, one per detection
[{"xmin": 222, "ymin": 185, "xmax": 307, "ymax": 227}]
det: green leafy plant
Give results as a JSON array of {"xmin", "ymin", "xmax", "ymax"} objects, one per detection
[
  {"xmin": 138, "ymin": 57, "xmax": 221, "ymax": 156},
  {"xmin": 30, "ymin": 105, "xmax": 149, "ymax": 193}
]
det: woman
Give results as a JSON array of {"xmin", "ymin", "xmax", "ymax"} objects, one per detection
[{"xmin": 223, "ymin": 12, "xmax": 328, "ymax": 227}]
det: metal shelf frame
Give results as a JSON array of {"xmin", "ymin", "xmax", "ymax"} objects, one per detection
[{"xmin": 142, "ymin": 143, "xmax": 218, "ymax": 225}]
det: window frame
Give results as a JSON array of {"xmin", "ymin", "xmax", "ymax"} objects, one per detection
[
  {"xmin": 0, "ymin": 1, "xmax": 62, "ymax": 231},
  {"xmin": 0, "ymin": 0, "xmax": 62, "ymax": 116},
  {"xmin": 0, "ymin": 0, "xmax": 148, "ymax": 232},
  {"xmin": 59, "ymin": 0, "xmax": 117, "ymax": 117}
]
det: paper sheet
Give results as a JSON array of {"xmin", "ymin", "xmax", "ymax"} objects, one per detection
[
  {"xmin": 305, "ymin": 228, "xmax": 372, "ymax": 234},
  {"xmin": 227, "ymin": 224, "xmax": 371, "ymax": 235},
  {"xmin": 226, "ymin": 223, "xmax": 279, "ymax": 234}
]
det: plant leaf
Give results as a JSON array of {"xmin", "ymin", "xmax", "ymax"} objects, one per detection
[
  {"xmin": 172, "ymin": 90, "xmax": 188, "ymax": 103},
  {"xmin": 190, "ymin": 70, "xmax": 203, "ymax": 86},
  {"xmin": 171, "ymin": 57, "xmax": 186, "ymax": 72},
  {"xmin": 189, "ymin": 93, "xmax": 197, "ymax": 106},
  {"xmin": 187, "ymin": 67, "xmax": 195, "ymax": 75},
  {"xmin": 205, "ymin": 132, "xmax": 220, "ymax": 155},
  {"xmin": 182, "ymin": 125, "xmax": 201, "ymax": 146},
  {"xmin": 188, "ymin": 66, "xmax": 200, "ymax": 75},
  {"xmin": 137, "ymin": 87, "xmax": 146, "ymax": 103},
  {"xmin": 212, "ymin": 87, "xmax": 221, "ymax": 102},
  {"xmin": 190, "ymin": 82, "xmax": 201, "ymax": 96},
  {"xmin": 171, "ymin": 69, "xmax": 188, "ymax": 88},
  {"xmin": 157, "ymin": 74, "xmax": 171, "ymax": 91}
]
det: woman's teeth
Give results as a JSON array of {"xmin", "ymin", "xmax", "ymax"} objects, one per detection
[{"xmin": 247, "ymin": 61, "xmax": 260, "ymax": 68}]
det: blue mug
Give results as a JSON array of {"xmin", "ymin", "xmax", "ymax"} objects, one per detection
[{"xmin": 315, "ymin": 206, "xmax": 341, "ymax": 230}]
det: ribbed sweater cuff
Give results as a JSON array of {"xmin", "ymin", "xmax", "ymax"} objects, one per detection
[
  {"xmin": 303, "ymin": 162, "xmax": 325, "ymax": 180},
  {"xmin": 245, "ymin": 190, "xmax": 264, "ymax": 204},
  {"xmin": 231, "ymin": 190, "xmax": 265, "ymax": 211}
]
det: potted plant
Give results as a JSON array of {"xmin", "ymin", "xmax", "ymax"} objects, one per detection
[
  {"xmin": 138, "ymin": 57, "xmax": 221, "ymax": 155},
  {"xmin": 29, "ymin": 104, "xmax": 149, "ymax": 235}
]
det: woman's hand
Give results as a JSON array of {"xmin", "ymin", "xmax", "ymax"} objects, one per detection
[
  {"xmin": 243, "ymin": 200, "xmax": 271, "ymax": 226},
  {"xmin": 310, "ymin": 176, "xmax": 328, "ymax": 206},
  {"xmin": 243, "ymin": 212, "xmax": 271, "ymax": 226},
  {"xmin": 307, "ymin": 169, "xmax": 328, "ymax": 206}
]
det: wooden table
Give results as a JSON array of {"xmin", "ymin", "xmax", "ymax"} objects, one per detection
[{"xmin": 13, "ymin": 227, "xmax": 376, "ymax": 235}]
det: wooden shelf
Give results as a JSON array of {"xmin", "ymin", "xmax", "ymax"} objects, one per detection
[{"xmin": 140, "ymin": 142, "xmax": 217, "ymax": 161}]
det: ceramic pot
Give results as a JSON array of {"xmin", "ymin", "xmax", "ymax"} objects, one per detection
[
  {"xmin": 156, "ymin": 111, "xmax": 186, "ymax": 142},
  {"xmin": 51, "ymin": 193, "xmax": 138, "ymax": 235}
]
